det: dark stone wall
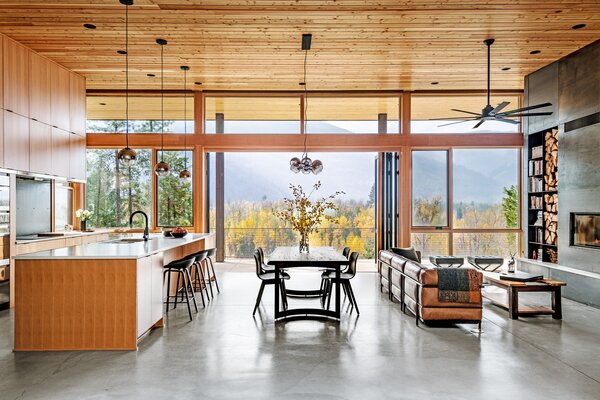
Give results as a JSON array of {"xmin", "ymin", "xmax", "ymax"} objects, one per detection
[{"xmin": 525, "ymin": 39, "xmax": 600, "ymax": 277}]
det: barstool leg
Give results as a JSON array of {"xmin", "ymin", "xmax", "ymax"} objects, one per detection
[
  {"xmin": 180, "ymin": 271, "xmax": 193, "ymax": 321},
  {"xmin": 185, "ymin": 268, "xmax": 199, "ymax": 313},
  {"xmin": 164, "ymin": 269, "xmax": 171, "ymax": 312},
  {"xmin": 194, "ymin": 262, "xmax": 207, "ymax": 308},
  {"xmin": 208, "ymin": 257, "xmax": 220, "ymax": 293},
  {"xmin": 203, "ymin": 259, "xmax": 215, "ymax": 299}
]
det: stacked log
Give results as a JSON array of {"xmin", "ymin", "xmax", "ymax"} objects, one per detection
[{"xmin": 543, "ymin": 128, "xmax": 558, "ymax": 248}]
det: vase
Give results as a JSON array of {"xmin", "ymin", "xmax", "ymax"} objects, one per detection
[
  {"xmin": 81, "ymin": 220, "xmax": 87, "ymax": 232},
  {"xmin": 299, "ymin": 231, "xmax": 309, "ymax": 253}
]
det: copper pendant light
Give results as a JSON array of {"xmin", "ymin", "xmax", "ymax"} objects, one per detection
[
  {"xmin": 154, "ymin": 38, "xmax": 170, "ymax": 177},
  {"xmin": 117, "ymin": 0, "xmax": 137, "ymax": 165}
]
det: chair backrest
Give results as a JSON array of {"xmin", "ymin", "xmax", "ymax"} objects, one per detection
[
  {"xmin": 206, "ymin": 248, "xmax": 216, "ymax": 258},
  {"xmin": 166, "ymin": 257, "xmax": 195, "ymax": 270},
  {"xmin": 253, "ymin": 250, "xmax": 263, "ymax": 278},
  {"xmin": 346, "ymin": 252, "xmax": 359, "ymax": 278},
  {"xmin": 257, "ymin": 247, "xmax": 265, "ymax": 262},
  {"xmin": 342, "ymin": 247, "xmax": 351, "ymax": 259},
  {"xmin": 194, "ymin": 250, "xmax": 208, "ymax": 263}
]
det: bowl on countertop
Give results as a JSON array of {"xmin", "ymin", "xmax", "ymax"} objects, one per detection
[
  {"xmin": 171, "ymin": 231, "xmax": 187, "ymax": 238},
  {"xmin": 162, "ymin": 230, "xmax": 173, "ymax": 237}
]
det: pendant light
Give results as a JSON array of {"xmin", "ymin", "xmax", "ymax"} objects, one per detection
[
  {"xmin": 116, "ymin": 0, "xmax": 137, "ymax": 165},
  {"xmin": 179, "ymin": 65, "xmax": 192, "ymax": 181},
  {"xmin": 154, "ymin": 38, "xmax": 170, "ymax": 176},
  {"xmin": 290, "ymin": 33, "xmax": 322, "ymax": 175}
]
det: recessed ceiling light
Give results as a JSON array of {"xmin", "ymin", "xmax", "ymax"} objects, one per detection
[
  {"xmin": 117, "ymin": 50, "xmax": 127, "ymax": 55},
  {"xmin": 572, "ymin": 23, "xmax": 587, "ymax": 30},
  {"xmin": 530, "ymin": 50, "xmax": 541, "ymax": 55},
  {"xmin": 147, "ymin": 73, "xmax": 155, "ymax": 77},
  {"xmin": 299, "ymin": 82, "xmax": 306, "ymax": 86},
  {"xmin": 83, "ymin": 23, "xmax": 96, "ymax": 29},
  {"xmin": 502, "ymin": 67, "xmax": 511, "ymax": 71},
  {"xmin": 99, "ymin": 102, "xmax": 106, "ymax": 106},
  {"xmin": 194, "ymin": 82, "xmax": 202, "ymax": 85},
  {"xmin": 430, "ymin": 81, "xmax": 439, "ymax": 85}
]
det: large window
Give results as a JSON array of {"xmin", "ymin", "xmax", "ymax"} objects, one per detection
[
  {"xmin": 410, "ymin": 148, "xmax": 520, "ymax": 259},
  {"xmin": 85, "ymin": 149, "xmax": 152, "ymax": 228},
  {"xmin": 411, "ymin": 94, "xmax": 521, "ymax": 134},
  {"xmin": 86, "ymin": 96, "xmax": 194, "ymax": 134},
  {"xmin": 412, "ymin": 150, "xmax": 448, "ymax": 227},
  {"xmin": 157, "ymin": 150, "xmax": 194, "ymax": 227},
  {"xmin": 306, "ymin": 97, "xmax": 399, "ymax": 134},
  {"xmin": 204, "ymin": 97, "xmax": 300, "ymax": 133}
]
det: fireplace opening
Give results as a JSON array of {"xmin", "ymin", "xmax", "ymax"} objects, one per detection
[{"xmin": 571, "ymin": 213, "xmax": 600, "ymax": 249}]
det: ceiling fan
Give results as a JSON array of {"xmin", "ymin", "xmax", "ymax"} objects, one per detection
[{"xmin": 432, "ymin": 38, "xmax": 553, "ymax": 129}]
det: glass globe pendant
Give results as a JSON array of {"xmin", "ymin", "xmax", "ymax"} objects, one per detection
[
  {"xmin": 153, "ymin": 38, "xmax": 170, "ymax": 176},
  {"xmin": 117, "ymin": 146, "xmax": 137, "ymax": 166},
  {"xmin": 155, "ymin": 159, "xmax": 170, "ymax": 176},
  {"xmin": 178, "ymin": 65, "xmax": 191, "ymax": 182}
]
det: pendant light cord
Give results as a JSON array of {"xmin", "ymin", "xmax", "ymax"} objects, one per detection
[
  {"xmin": 183, "ymin": 67, "xmax": 187, "ymax": 170},
  {"xmin": 125, "ymin": 2, "xmax": 129, "ymax": 146},
  {"xmin": 160, "ymin": 42, "xmax": 164, "ymax": 159},
  {"xmin": 487, "ymin": 41, "xmax": 491, "ymax": 107},
  {"xmin": 302, "ymin": 48, "xmax": 308, "ymax": 158}
]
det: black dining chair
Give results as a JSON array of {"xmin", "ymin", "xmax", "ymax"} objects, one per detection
[
  {"xmin": 256, "ymin": 247, "xmax": 275, "ymax": 273},
  {"xmin": 319, "ymin": 246, "xmax": 352, "ymax": 305},
  {"xmin": 342, "ymin": 246, "xmax": 351, "ymax": 259},
  {"xmin": 253, "ymin": 250, "xmax": 290, "ymax": 316},
  {"xmin": 163, "ymin": 256, "xmax": 198, "ymax": 321},
  {"xmin": 322, "ymin": 251, "xmax": 360, "ymax": 315}
]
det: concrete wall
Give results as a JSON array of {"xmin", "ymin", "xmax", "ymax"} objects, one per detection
[{"xmin": 524, "ymin": 39, "xmax": 600, "ymax": 307}]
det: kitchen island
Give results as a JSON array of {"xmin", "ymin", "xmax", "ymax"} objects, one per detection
[{"xmin": 13, "ymin": 233, "xmax": 214, "ymax": 351}]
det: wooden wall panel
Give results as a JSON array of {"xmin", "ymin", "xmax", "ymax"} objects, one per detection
[
  {"xmin": 29, "ymin": 119, "xmax": 52, "ymax": 174},
  {"xmin": 2, "ymin": 36, "xmax": 29, "ymax": 116},
  {"xmin": 29, "ymin": 52, "xmax": 52, "ymax": 124},
  {"xmin": 50, "ymin": 64, "xmax": 70, "ymax": 132},
  {"xmin": 69, "ymin": 133, "xmax": 86, "ymax": 180},
  {"xmin": 69, "ymin": 73, "xmax": 86, "ymax": 136},
  {"xmin": 3, "ymin": 111, "xmax": 30, "ymax": 171},
  {"xmin": 14, "ymin": 259, "xmax": 138, "ymax": 351},
  {"xmin": 51, "ymin": 127, "xmax": 70, "ymax": 177}
]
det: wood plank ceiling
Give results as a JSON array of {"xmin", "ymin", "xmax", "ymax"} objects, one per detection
[{"xmin": 0, "ymin": 1, "xmax": 598, "ymax": 92}]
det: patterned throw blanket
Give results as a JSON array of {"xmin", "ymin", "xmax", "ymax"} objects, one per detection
[{"xmin": 437, "ymin": 268, "xmax": 480, "ymax": 303}]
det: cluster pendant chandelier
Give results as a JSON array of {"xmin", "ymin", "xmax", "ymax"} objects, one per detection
[
  {"xmin": 154, "ymin": 38, "xmax": 170, "ymax": 176},
  {"xmin": 290, "ymin": 33, "xmax": 323, "ymax": 175},
  {"xmin": 179, "ymin": 65, "xmax": 191, "ymax": 181},
  {"xmin": 116, "ymin": 0, "xmax": 137, "ymax": 165}
]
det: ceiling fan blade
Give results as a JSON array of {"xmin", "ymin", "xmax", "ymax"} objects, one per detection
[
  {"xmin": 491, "ymin": 101, "xmax": 510, "ymax": 114},
  {"xmin": 494, "ymin": 117, "xmax": 520, "ymax": 125},
  {"xmin": 438, "ymin": 119, "xmax": 479, "ymax": 127},
  {"xmin": 429, "ymin": 116, "xmax": 480, "ymax": 121},
  {"xmin": 499, "ymin": 102, "xmax": 553, "ymax": 115},
  {"xmin": 450, "ymin": 109, "xmax": 481, "ymax": 116},
  {"xmin": 472, "ymin": 119, "xmax": 485, "ymax": 129},
  {"xmin": 506, "ymin": 112, "xmax": 554, "ymax": 117}
]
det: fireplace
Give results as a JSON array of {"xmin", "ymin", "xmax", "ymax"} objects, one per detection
[{"xmin": 571, "ymin": 213, "xmax": 600, "ymax": 249}]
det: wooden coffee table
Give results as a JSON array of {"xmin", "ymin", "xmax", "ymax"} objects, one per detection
[{"xmin": 482, "ymin": 272, "xmax": 566, "ymax": 320}]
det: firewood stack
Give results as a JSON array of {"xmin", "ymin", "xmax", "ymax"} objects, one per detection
[{"xmin": 544, "ymin": 128, "xmax": 558, "ymax": 246}]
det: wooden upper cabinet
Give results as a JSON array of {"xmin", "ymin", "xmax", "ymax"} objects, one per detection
[
  {"xmin": 3, "ymin": 110, "xmax": 30, "ymax": 171},
  {"xmin": 29, "ymin": 52, "xmax": 52, "ymax": 124},
  {"xmin": 69, "ymin": 73, "xmax": 86, "ymax": 136},
  {"xmin": 3, "ymin": 36, "xmax": 30, "ymax": 116},
  {"xmin": 29, "ymin": 119, "xmax": 52, "ymax": 174},
  {"xmin": 51, "ymin": 127, "xmax": 70, "ymax": 177},
  {"xmin": 0, "ymin": 38, "xmax": 3, "ymax": 168},
  {"xmin": 69, "ymin": 133, "xmax": 86, "ymax": 181},
  {"xmin": 50, "ymin": 64, "xmax": 70, "ymax": 131}
]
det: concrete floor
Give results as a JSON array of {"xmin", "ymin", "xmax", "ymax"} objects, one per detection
[{"xmin": 1, "ymin": 265, "xmax": 600, "ymax": 400}]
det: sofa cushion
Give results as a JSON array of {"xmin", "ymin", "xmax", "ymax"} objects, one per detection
[
  {"xmin": 391, "ymin": 247, "xmax": 420, "ymax": 263},
  {"xmin": 379, "ymin": 250, "xmax": 394, "ymax": 265},
  {"xmin": 391, "ymin": 256, "xmax": 407, "ymax": 272}
]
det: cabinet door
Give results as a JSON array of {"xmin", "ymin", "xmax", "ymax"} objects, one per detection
[
  {"xmin": 50, "ymin": 64, "xmax": 70, "ymax": 131},
  {"xmin": 51, "ymin": 127, "xmax": 70, "ymax": 177},
  {"xmin": 69, "ymin": 133, "xmax": 86, "ymax": 180},
  {"xmin": 3, "ymin": 36, "xmax": 29, "ymax": 116},
  {"xmin": 136, "ymin": 256, "xmax": 152, "ymax": 338},
  {"xmin": 69, "ymin": 73, "xmax": 86, "ymax": 136},
  {"xmin": 29, "ymin": 120, "xmax": 52, "ymax": 174},
  {"xmin": 3, "ymin": 110, "xmax": 30, "ymax": 171},
  {"xmin": 150, "ymin": 253, "xmax": 164, "ymax": 325},
  {"xmin": 29, "ymin": 52, "xmax": 52, "ymax": 124}
]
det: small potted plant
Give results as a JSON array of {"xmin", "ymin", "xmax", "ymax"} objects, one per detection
[{"xmin": 75, "ymin": 208, "xmax": 93, "ymax": 232}]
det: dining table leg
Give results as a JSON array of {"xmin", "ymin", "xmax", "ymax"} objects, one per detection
[{"xmin": 335, "ymin": 264, "xmax": 341, "ymax": 319}]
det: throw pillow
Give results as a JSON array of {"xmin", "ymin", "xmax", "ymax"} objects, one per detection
[{"xmin": 391, "ymin": 247, "xmax": 420, "ymax": 263}]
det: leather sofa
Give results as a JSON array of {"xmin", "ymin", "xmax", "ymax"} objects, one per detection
[{"xmin": 378, "ymin": 250, "xmax": 483, "ymax": 327}]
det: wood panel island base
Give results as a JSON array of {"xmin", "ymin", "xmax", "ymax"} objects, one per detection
[{"xmin": 13, "ymin": 233, "xmax": 214, "ymax": 351}]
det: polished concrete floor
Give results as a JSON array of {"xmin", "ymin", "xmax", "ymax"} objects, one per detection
[{"xmin": 1, "ymin": 265, "xmax": 600, "ymax": 400}]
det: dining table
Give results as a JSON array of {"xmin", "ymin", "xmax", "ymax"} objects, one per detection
[{"xmin": 267, "ymin": 246, "xmax": 349, "ymax": 321}]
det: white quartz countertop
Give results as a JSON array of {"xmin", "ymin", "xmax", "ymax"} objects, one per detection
[
  {"xmin": 15, "ymin": 230, "xmax": 111, "ymax": 244},
  {"xmin": 13, "ymin": 233, "xmax": 213, "ymax": 260}
]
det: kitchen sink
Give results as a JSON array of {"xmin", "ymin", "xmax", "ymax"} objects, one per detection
[{"xmin": 109, "ymin": 238, "xmax": 152, "ymax": 244}]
